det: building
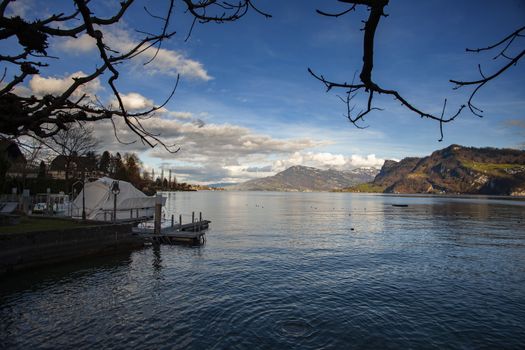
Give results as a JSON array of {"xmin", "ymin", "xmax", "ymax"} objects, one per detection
[
  {"xmin": 0, "ymin": 140, "xmax": 35, "ymax": 178},
  {"xmin": 48, "ymin": 155, "xmax": 100, "ymax": 180}
]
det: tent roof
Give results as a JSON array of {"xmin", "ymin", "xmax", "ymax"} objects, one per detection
[{"xmin": 72, "ymin": 177, "xmax": 159, "ymax": 219}]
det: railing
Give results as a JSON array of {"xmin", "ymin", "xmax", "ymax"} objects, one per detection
[
  {"xmin": 70, "ymin": 205, "xmax": 156, "ymax": 222},
  {"xmin": 0, "ymin": 193, "xmax": 20, "ymax": 203},
  {"xmin": 1, "ymin": 193, "xmax": 70, "ymax": 216}
]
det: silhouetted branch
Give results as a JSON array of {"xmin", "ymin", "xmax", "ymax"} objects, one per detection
[
  {"xmin": 180, "ymin": 0, "xmax": 270, "ymax": 40},
  {"xmin": 0, "ymin": 0, "xmax": 269, "ymax": 152},
  {"xmin": 182, "ymin": 0, "xmax": 271, "ymax": 23},
  {"xmin": 143, "ymin": 0, "xmax": 175, "ymax": 66},
  {"xmin": 312, "ymin": 1, "xmax": 523, "ymax": 140},
  {"xmin": 316, "ymin": 4, "xmax": 357, "ymax": 18},
  {"xmin": 465, "ymin": 25, "xmax": 525, "ymax": 54},
  {"xmin": 450, "ymin": 26, "xmax": 525, "ymax": 117}
]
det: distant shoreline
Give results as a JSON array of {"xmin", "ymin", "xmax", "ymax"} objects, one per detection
[
  {"xmin": 373, "ymin": 192, "xmax": 525, "ymax": 202},
  {"xmin": 182, "ymin": 189, "xmax": 525, "ymax": 201}
]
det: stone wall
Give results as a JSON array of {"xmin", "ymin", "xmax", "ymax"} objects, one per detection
[{"xmin": 0, "ymin": 222, "xmax": 143, "ymax": 274}]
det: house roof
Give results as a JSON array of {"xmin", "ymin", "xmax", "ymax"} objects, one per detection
[{"xmin": 0, "ymin": 140, "xmax": 26, "ymax": 163}]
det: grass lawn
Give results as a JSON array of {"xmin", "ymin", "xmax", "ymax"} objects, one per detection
[
  {"xmin": 461, "ymin": 160, "xmax": 524, "ymax": 176},
  {"xmin": 336, "ymin": 182, "xmax": 386, "ymax": 193},
  {"xmin": 0, "ymin": 216, "xmax": 91, "ymax": 234}
]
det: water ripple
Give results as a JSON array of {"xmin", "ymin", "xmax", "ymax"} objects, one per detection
[{"xmin": 1, "ymin": 193, "xmax": 524, "ymax": 349}]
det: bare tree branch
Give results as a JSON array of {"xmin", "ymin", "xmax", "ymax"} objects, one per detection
[
  {"xmin": 312, "ymin": 0, "xmax": 524, "ymax": 140},
  {"xmin": 0, "ymin": 0, "xmax": 269, "ymax": 152},
  {"xmin": 451, "ymin": 26, "xmax": 525, "ymax": 117},
  {"xmin": 316, "ymin": 4, "xmax": 357, "ymax": 18}
]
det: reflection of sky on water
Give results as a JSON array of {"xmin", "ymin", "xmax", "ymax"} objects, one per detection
[
  {"xmin": 160, "ymin": 191, "xmax": 524, "ymax": 257},
  {"xmin": 1, "ymin": 192, "xmax": 524, "ymax": 349}
]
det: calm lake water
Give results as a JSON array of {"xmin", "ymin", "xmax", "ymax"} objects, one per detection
[{"xmin": 1, "ymin": 192, "xmax": 525, "ymax": 349}]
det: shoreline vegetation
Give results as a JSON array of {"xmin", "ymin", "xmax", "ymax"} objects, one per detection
[
  {"xmin": 334, "ymin": 183, "xmax": 386, "ymax": 193},
  {"xmin": 223, "ymin": 189, "xmax": 525, "ymax": 201},
  {"xmin": 1, "ymin": 145, "xmax": 224, "ymax": 198},
  {"xmin": 2, "ymin": 143, "xmax": 523, "ymax": 198},
  {"xmin": 353, "ymin": 192, "xmax": 525, "ymax": 201}
]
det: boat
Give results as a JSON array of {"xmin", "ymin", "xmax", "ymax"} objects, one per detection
[{"xmin": 71, "ymin": 177, "xmax": 165, "ymax": 221}]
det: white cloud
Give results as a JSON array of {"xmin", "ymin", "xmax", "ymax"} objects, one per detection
[
  {"xmin": 90, "ymin": 109, "xmax": 385, "ymax": 184},
  {"xmin": 143, "ymin": 118, "xmax": 320, "ymax": 160},
  {"xmin": 166, "ymin": 111, "xmax": 193, "ymax": 120},
  {"xmin": 5, "ymin": 0, "xmax": 32, "ymax": 17},
  {"xmin": 90, "ymin": 112, "xmax": 324, "ymax": 182},
  {"xmin": 348, "ymin": 154, "xmax": 385, "ymax": 168},
  {"xmin": 58, "ymin": 34, "xmax": 96, "ymax": 53},
  {"xmin": 10, "ymin": 84, "xmax": 32, "ymax": 97},
  {"xmin": 272, "ymin": 152, "xmax": 384, "ymax": 172},
  {"xmin": 58, "ymin": 28, "xmax": 211, "ymax": 81},
  {"xmin": 111, "ymin": 92, "xmax": 154, "ymax": 111},
  {"xmin": 28, "ymin": 71, "xmax": 102, "ymax": 97}
]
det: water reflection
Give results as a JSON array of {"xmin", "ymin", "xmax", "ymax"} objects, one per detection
[
  {"xmin": 152, "ymin": 244, "xmax": 162, "ymax": 274},
  {"xmin": 0, "ymin": 250, "xmax": 137, "ymax": 296},
  {"xmin": 1, "ymin": 192, "xmax": 524, "ymax": 349}
]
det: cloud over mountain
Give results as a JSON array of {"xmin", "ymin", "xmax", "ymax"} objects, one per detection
[{"xmin": 90, "ymin": 108, "xmax": 384, "ymax": 184}]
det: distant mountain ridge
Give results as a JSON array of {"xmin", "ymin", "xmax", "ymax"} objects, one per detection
[
  {"xmin": 230, "ymin": 165, "xmax": 379, "ymax": 191},
  {"xmin": 350, "ymin": 144, "xmax": 525, "ymax": 195}
]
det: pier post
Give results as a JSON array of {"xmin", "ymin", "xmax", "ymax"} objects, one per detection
[
  {"xmin": 154, "ymin": 194, "xmax": 163, "ymax": 235},
  {"xmin": 46, "ymin": 188, "xmax": 51, "ymax": 215},
  {"xmin": 22, "ymin": 189, "xmax": 30, "ymax": 214},
  {"xmin": 171, "ymin": 215, "xmax": 174, "ymax": 227},
  {"xmin": 111, "ymin": 181, "xmax": 120, "ymax": 222},
  {"xmin": 179, "ymin": 214, "xmax": 182, "ymax": 226}
]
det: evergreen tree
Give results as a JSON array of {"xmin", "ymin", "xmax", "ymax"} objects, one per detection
[
  {"xmin": 99, "ymin": 151, "xmax": 111, "ymax": 174},
  {"xmin": 124, "ymin": 153, "xmax": 142, "ymax": 187},
  {"xmin": 112, "ymin": 153, "xmax": 127, "ymax": 180},
  {"xmin": 38, "ymin": 161, "xmax": 47, "ymax": 178}
]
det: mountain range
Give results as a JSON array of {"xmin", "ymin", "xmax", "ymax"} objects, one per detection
[
  {"xmin": 229, "ymin": 166, "xmax": 378, "ymax": 191},
  {"xmin": 228, "ymin": 145, "xmax": 525, "ymax": 195},
  {"xmin": 349, "ymin": 144, "xmax": 525, "ymax": 195}
]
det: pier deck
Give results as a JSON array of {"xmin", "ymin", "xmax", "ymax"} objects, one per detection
[{"xmin": 132, "ymin": 219, "xmax": 211, "ymax": 245}]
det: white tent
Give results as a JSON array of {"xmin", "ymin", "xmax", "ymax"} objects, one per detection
[{"xmin": 72, "ymin": 177, "xmax": 165, "ymax": 221}]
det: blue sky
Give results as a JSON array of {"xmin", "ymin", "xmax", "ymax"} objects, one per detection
[{"xmin": 3, "ymin": 0, "xmax": 525, "ymax": 183}]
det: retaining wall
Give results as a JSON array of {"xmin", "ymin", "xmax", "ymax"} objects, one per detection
[{"xmin": 0, "ymin": 222, "xmax": 143, "ymax": 274}]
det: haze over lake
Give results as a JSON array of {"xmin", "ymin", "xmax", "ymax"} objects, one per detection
[{"xmin": 1, "ymin": 192, "xmax": 524, "ymax": 349}]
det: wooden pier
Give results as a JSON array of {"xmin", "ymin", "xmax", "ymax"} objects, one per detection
[
  {"xmin": 132, "ymin": 211, "xmax": 211, "ymax": 245},
  {"xmin": 133, "ymin": 222, "xmax": 210, "ymax": 245},
  {"xmin": 132, "ymin": 197, "xmax": 210, "ymax": 245}
]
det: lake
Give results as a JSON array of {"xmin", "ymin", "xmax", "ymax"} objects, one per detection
[{"xmin": 1, "ymin": 192, "xmax": 524, "ymax": 349}]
